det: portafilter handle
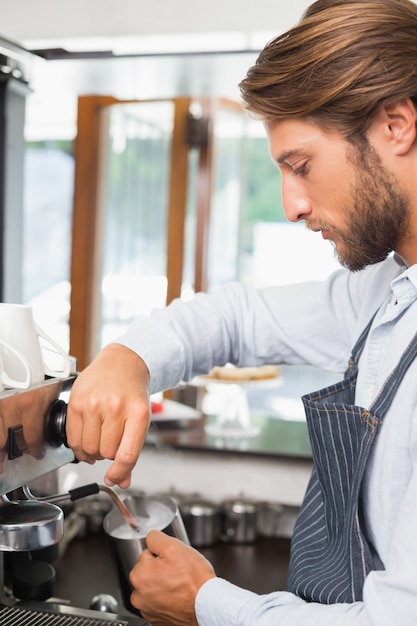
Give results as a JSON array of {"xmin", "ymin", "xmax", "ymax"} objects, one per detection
[{"xmin": 46, "ymin": 399, "xmax": 69, "ymax": 448}]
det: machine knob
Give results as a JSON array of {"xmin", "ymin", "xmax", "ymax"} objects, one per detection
[
  {"xmin": 46, "ymin": 399, "xmax": 69, "ymax": 448},
  {"xmin": 89, "ymin": 594, "xmax": 119, "ymax": 613}
]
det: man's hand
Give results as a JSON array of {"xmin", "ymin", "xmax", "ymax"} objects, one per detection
[
  {"xmin": 130, "ymin": 530, "xmax": 216, "ymax": 626},
  {"xmin": 66, "ymin": 343, "xmax": 151, "ymax": 488}
]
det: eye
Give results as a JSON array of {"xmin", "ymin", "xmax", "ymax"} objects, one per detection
[
  {"xmin": 282, "ymin": 157, "xmax": 309, "ymax": 176},
  {"xmin": 290, "ymin": 160, "xmax": 309, "ymax": 176}
]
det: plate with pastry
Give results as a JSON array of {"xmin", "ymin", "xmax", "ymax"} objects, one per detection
[{"xmin": 192, "ymin": 364, "xmax": 282, "ymax": 388}]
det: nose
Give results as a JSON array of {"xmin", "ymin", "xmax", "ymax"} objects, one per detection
[{"xmin": 281, "ymin": 175, "xmax": 312, "ymax": 223}]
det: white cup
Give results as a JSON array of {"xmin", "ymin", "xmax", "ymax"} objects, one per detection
[
  {"xmin": 0, "ymin": 303, "xmax": 71, "ymax": 384},
  {"xmin": 0, "ymin": 339, "xmax": 31, "ymax": 390}
]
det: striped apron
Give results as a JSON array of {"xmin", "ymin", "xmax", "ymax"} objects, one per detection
[{"xmin": 287, "ymin": 317, "xmax": 417, "ymax": 604}]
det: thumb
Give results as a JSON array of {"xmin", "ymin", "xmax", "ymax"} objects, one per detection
[{"xmin": 146, "ymin": 529, "xmax": 180, "ymax": 555}]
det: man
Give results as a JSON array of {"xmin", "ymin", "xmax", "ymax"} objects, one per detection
[{"xmin": 67, "ymin": 0, "xmax": 417, "ymax": 623}]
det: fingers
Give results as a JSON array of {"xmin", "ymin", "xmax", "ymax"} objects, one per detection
[
  {"xmin": 65, "ymin": 397, "xmax": 104, "ymax": 463},
  {"xmin": 145, "ymin": 529, "xmax": 179, "ymax": 555},
  {"xmin": 129, "ymin": 531, "xmax": 215, "ymax": 626},
  {"xmin": 103, "ymin": 410, "xmax": 150, "ymax": 487},
  {"xmin": 66, "ymin": 344, "xmax": 151, "ymax": 486},
  {"xmin": 67, "ymin": 395, "xmax": 150, "ymax": 480}
]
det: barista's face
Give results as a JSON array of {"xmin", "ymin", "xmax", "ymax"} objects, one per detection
[{"xmin": 265, "ymin": 117, "xmax": 410, "ymax": 272}]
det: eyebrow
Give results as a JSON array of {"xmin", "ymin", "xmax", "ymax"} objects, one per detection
[{"xmin": 276, "ymin": 149, "xmax": 303, "ymax": 166}]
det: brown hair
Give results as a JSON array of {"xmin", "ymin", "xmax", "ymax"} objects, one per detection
[{"xmin": 239, "ymin": 0, "xmax": 417, "ymax": 137}]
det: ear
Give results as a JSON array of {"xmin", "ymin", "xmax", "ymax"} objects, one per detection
[{"xmin": 379, "ymin": 98, "xmax": 417, "ymax": 156}]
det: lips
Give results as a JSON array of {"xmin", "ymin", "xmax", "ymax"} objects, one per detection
[
  {"xmin": 306, "ymin": 222, "xmax": 332, "ymax": 241},
  {"xmin": 308, "ymin": 225, "xmax": 329, "ymax": 239}
]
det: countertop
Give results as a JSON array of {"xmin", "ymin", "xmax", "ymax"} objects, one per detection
[
  {"xmin": 52, "ymin": 530, "xmax": 291, "ymax": 616},
  {"xmin": 148, "ymin": 409, "xmax": 312, "ymax": 459}
]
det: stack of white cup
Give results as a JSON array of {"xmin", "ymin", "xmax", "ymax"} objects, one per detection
[{"xmin": 0, "ymin": 303, "xmax": 71, "ymax": 392}]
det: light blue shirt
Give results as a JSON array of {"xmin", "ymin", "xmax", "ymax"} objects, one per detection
[{"xmin": 118, "ymin": 255, "xmax": 417, "ymax": 625}]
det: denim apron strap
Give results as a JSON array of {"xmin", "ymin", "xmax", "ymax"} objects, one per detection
[{"xmin": 287, "ymin": 314, "xmax": 417, "ymax": 604}]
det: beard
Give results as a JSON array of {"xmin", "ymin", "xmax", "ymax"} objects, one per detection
[{"xmin": 309, "ymin": 136, "xmax": 410, "ymax": 272}]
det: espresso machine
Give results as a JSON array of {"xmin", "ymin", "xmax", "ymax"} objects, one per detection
[{"xmin": 0, "ymin": 375, "xmax": 147, "ymax": 626}]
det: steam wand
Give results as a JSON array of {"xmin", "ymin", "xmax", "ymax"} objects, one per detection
[
  {"xmin": 98, "ymin": 484, "xmax": 139, "ymax": 531},
  {"xmin": 21, "ymin": 482, "xmax": 139, "ymax": 531}
]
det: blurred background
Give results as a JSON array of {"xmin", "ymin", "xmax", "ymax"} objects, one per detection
[{"xmin": 0, "ymin": 0, "xmax": 341, "ymax": 368}]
